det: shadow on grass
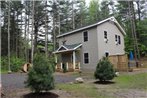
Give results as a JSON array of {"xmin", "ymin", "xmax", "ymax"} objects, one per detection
[
  {"xmin": 94, "ymin": 81, "xmax": 115, "ymax": 85},
  {"xmin": 23, "ymin": 92, "xmax": 59, "ymax": 98}
]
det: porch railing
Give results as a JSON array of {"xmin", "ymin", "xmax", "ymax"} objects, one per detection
[{"xmin": 56, "ymin": 62, "xmax": 80, "ymax": 72}]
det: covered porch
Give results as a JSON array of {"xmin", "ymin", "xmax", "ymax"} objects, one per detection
[{"xmin": 54, "ymin": 43, "xmax": 82, "ymax": 72}]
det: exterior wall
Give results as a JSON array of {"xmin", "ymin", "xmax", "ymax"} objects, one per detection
[
  {"xmin": 58, "ymin": 27, "xmax": 99, "ymax": 70},
  {"xmin": 97, "ymin": 22, "xmax": 125, "ymax": 60},
  {"xmin": 57, "ymin": 21, "xmax": 125, "ymax": 71}
]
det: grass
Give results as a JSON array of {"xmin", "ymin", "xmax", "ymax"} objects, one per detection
[
  {"xmin": 114, "ymin": 72, "xmax": 147, "ymax": 90},
  {"xmin": 56, "ymin": 83, "xmax": 112, "ymax": 98},
  {"xmin": 1, "ymin": 69, "xmax": 8, "ymax": 74},
  {"xmin": 56, "ymin": 72, "xmax": 147, "ymax": 98}
]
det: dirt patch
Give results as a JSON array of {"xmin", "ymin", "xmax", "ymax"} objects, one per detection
[
  {"xmin": 23, "ymin": 92, "xmax": 59, "ymax": 98},
  {"xmin": 114, "ymin": 89, "xmax": 147, "ymax": 98},
  {"xmin": 93, "ymin": 80, "xmax": 147, "ymax": 98},
  {"xmin": 94, "ymin": 81, "xmax": 115, "ymax": 85}
]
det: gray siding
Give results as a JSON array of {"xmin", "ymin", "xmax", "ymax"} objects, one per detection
[
  {"xmin": 57, "ymin": 21, "xmax": 125, "ymax": 71},
  {"xmin": 58, "ymin": 27, "xmax": 99, "ymax": 70},
  {"xmin": 97, "ymin": 22, "xmax": 125, "ymax": 60}
]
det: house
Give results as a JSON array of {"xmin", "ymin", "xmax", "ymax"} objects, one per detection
[{"xmin": 54, "ymin": 17, "xmax": 126, "ymax": 72}]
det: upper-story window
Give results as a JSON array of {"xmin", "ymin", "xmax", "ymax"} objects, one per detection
[
  {"xmin": 115, "ymin": 35, "xmax": 118, "ymax": 42},
  {"xmin": 104, "ymin": 31, "xmax": 108, "ymax": 43},
  {"xmin": 83, "ymin": 31, "xmax": 88, "ymax": 42},
  {"xmin": 118, "ymin": 35, "xmax": 121, "ymax": 44},
  {"xmin": 115, "ymin": 35, "xmax": 121, "ymax": 45},
  {"xmin": 104, "ymin": 31, "xmax": 107, "ymax": 39}
]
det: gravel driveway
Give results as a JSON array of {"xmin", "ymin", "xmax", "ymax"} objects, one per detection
[{"xmin": 1, "ymin": 72, "xmax": 77, "ymax": 91}]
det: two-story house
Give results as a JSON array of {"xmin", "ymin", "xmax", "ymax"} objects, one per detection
[{"xmin": 54, "ymin": 17, "xmax": 126, "ymax": 71}]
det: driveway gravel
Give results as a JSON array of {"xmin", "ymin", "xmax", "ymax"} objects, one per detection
[{"xmin": 1, "ymin": 72, "xmax": 77, "ymax": 91}]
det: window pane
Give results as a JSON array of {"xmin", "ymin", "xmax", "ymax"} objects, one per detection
[
  {"xmin": 84, "ymin": 53, "xmax": 89, "ymax": 64},
  {"xmin": 115, "ymin": 35, "xmax": 117, "ymax": 41},
  {"xmin": 118, "ymin": 36, "xmax": 121, "ymax": 44},
  {"xmin": 83, "ymin": 31, "xmax": 88, "ymax": 42},
  {"xmin": 85, "ymin": 58, "xmax": 89, "ymax": 63},
  {"xmin": 104, "ymin": 31, "xmax": 107, "ymax": 39}
]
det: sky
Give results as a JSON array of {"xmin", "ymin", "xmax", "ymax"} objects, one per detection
[{"xmin": 85, "ymin": 0, "xmax": 90, "ymax": 6}]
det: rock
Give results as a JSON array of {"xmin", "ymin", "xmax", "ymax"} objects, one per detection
[
  {"xmin": 75, "ymin": 77, "xmax": 84, "ymax": 83},
  {"xmin": 115, "ymin": 72, "xmax": 119, "ymax": 76}
]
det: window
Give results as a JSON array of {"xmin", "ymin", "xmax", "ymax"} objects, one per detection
[
  {"xmin": 115, "ymin": 35, "xmax": 118, "ymax": 42},
  {"xmin": 115, "ymin": 35, "xmax": 121, "ymax": 45},
  {"xmin": 104, "ymin": 31, "xmax": 107, "ymax": 39},
  {"xmin": 84, "ymin": 53, "xmax": 89, "ymax": 64},
  {"xmin": 105, "ymin": 52, "xmax": 109, "ymax": 57},
  {"xmin": 118, "ymin": 36, "xmax": 121, "ymax": 44},
  {"xmin": 83, "ymin": 31, "xmax": 88, "ymax": 42}
]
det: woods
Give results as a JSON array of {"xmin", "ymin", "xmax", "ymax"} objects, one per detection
[{"xmin": 1, "ymin": 0, "xmax": 147, "ymax": 72}]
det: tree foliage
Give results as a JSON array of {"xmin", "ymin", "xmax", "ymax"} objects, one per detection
[
  {"xmin": 25, "ymin": 53, "xmax": 54, "ymax": 93},
  {"xmin": 94, "ymin": 57, "xmax": 115, "ymax": 82}
]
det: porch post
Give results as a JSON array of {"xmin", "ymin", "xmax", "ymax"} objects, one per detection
[
  {"xmin": 60, "ymin": 62, "xmax": 62, "ymax": 70},
  {"xmin": 73, "ymin": 51, "xmax": 76, "ymax": 70},
  {"xmin": 66, "ymin": 62, "xmax": 69, "ymax": 71}
]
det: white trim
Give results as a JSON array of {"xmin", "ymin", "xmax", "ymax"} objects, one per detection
[
  {"xmin": 53, "ymin": 44, "xmax": 82, "ymax": 54},
  {"xmin": 53, "ymin": 49, "xmax": 74, "ymax": 54},
  {"xmin": 66, "ymin": 62, "xmax": 69, "ymax": 70},
  {"xmin": 60, "ymin": 62, "xmax": 63, "ymax": 70},
  {"xmin": 78, "ymin": 62, "xmax": 80, "ymax": 70},
  {"xmin": 112, "ymin": 18, "xmax": 126, "ymax": 35},
  {"xmin": 57, "ymin": 45, "xmax": 68, "ymax": 51},
  {"xmin": 73, "ymin": 51, "xmax": 76, "ymax": 70},
  {"xmin": 57, "ymin": 17, "xmax": 126, "ymax": 38},
  {"xmin": 73, "ymin": 44, "xmax": 82, "ymax": 50}
]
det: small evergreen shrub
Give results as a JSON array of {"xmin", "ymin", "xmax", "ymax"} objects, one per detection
[
  {"xmin": 25, "ymin": 53, "xmax": 54, "ymax": 93},
  {"xmin": 48, "ymin": 55, "xmax": 56, "ymax": 72},
  {"xmin": 94, "ymin": 57, "xmax": 115, "ymax": 82}
]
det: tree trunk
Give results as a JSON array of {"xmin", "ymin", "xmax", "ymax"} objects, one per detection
[
  {"xmin": 24, "ymin": 5, "xmax": 27, "ymax": 62},
  {"xmin": 34, "ymin": 25, "xmax": 38, "ymax": 53},
  {"xmin": 8, "ymin": 1, "xmax": 11, "ymax": 72},
  {"xmin": 31, "ymin": 0, "xmax": 35, "ymax": 64},
  {"xmin": 72, "ymin": 0, "xmax": 75, "ymax": 30},
  {"xmin": 45, "ymin": 0, "xmax": 48, "ymax": 58}
]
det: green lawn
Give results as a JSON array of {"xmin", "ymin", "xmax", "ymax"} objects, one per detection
[
  {"xmin": 0, "ymin": 69, "xmax": 8, "ymax": 74},
  {"xmin": 56, "ymin": 83, "xmax": 112, "ymax": 98},
  {"xmin": 56, "ymin": 72, "xmax": 147, "ymax": 98},
  {"xmin": 114, "ymin": 72, "xmax": 147, "ymax": 90}
]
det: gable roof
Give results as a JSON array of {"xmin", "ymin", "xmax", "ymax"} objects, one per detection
[
  {"xmin": 54, "ymin": 43, "xmax": 82, "ymax": 53},
  {"xmin": 57, "ymin": 17, "xmax": 126, "ymax": 38}
]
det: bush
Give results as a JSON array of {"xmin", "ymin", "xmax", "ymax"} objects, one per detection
[
  {"xmin": 10, "ymin": 56, "xmax": 25, "ymax": 72},
  {"xmin": 48, "ymin": 55, "xmax": 56, "ymax": 72},
  {"xmin": 1, "ymin": 56, "xmax": 25, "ymax": 72},
  {"xmin": 1, "ymin": 56, "xmax": 8, "ymax": 71},
  {"xmin": 25, "ymin": 53, "xmax": 54, "ymax": 93},
  {"xmin": 94, "ymin": 57, "xmax": 115, "ymax": 82}
]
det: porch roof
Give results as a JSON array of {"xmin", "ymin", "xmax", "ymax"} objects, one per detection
[{"xmin": 53, "ymin": 43, "xmax": 82, "ymax": 54}]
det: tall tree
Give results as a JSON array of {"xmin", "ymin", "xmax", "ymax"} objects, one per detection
[
  {"xmin": 7, "ymin": 1, "xmax": 11, "ymax": 72},
  {"xmin": 74, "ymin": 0, "xmax": 88, "ymax": 28},
  {"xmin": 100, "ymin": 0, "xmax": 115, "ymax": 19},
  {"xmin": 88, "ymin": 0, "xmax": 100, "ymax": 24}
]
